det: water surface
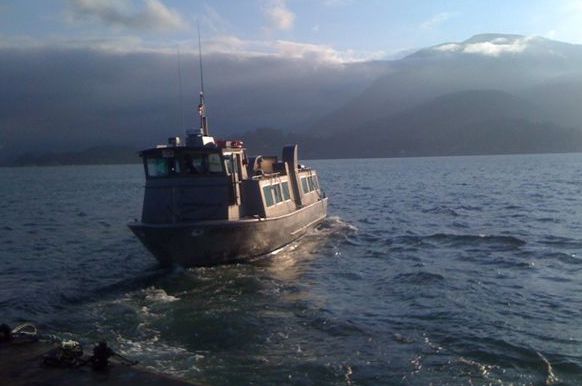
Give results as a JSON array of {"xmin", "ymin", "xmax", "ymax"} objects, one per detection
[{"xmin": 2, "ymin": 154, "xmax": 582, "ymax": 385}]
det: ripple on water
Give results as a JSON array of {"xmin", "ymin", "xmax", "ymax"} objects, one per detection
[
  {"xmin": 392, "ymin": 271, "xmax": 446, "ymax": 284},
  {"xmin": 421, "ymin": 206, "xmax": 460, "ymax": 217},
  {"xmin": 426, "ymin": 233, "xmax": 527, "ymax": 249},
  {"xmin": 539, "ymin": 235, "xmax": 582, "ymax": 249}
]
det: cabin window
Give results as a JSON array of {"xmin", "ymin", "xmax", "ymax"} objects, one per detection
[
  {"xmin": 172, "ymin": 161, "xmax": 181, "ymax": 174},
  {"xmin": 224, "ymin": 154, "xmax": 241, "ymax": 176},
  {"xmin": 308, "ymin": 176, "xmax": 315, "ymax": 191},
  {"xmin": 282, "ymin": 182, "xmax": 291, "ymax": 200},
  {"xmin": 208, "ymin": 154, "xmax": 223, "ymax": 173},
  {"xmin": 301, "ymin": 177, "xmax": 309, "ymax": 194},
  {"xmin": 147, "ymin": 158, "xmax": 170, "ymax": 177},
  {"xmin": 182, "ymin": 154, "xmax": 206, "ymax": 174},
  {"xmin": 300, "ymin": 176, "xmax": 319, "ymax": 193},
  {"xmin": 272, "ymin": 184, "xmax": 283, "ymax": 204},
  {"xmin": 181, "ymin": 153, "xmax": 224, "ymax": 175},
  {"xmin": 263, "ymin": 186, "xmax": 274, "ymax": 207},
  {"xmin": 263, "ymin": 182, "xmax": 291, "ymax": 207},
  {"xmin": 224, "ymin": 157, "xmax": 233, "ymax": 175},
  {"xmin": 146, "ymin": 152, "xmax": 225, "ymax": 178}
]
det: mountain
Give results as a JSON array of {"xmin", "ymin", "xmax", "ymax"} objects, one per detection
[
  {"xmin": 327, "ymin": 90, "xmax": 582, "ymax": 157},
  {"xmin": 297, "ymin": 33, "xmax": 582, "ymax": 158},
  {"xmin": 4, "ymin": 33, "xmax": 582, "ymax": 165},
  {"xmin": 0, "ymin": 48, "xmax": 387, "ymax": 160},
  {"xmin": 519, "ymin": 79, "xmax": 582, "ymax": 128},
  {"xmin": 311, "ymin": 34, "xmax": 582, "ymax": 137}
]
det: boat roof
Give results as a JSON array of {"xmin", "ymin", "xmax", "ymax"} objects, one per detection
[{"xmin": 139, "ymin": 143, "xmax": 245, "ymax": 157}]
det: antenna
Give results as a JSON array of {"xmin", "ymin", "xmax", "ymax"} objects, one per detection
[
  {"xmin": 197, "ymin": 22, "xmax": 209, "ymax": 136},
  {"xmin": 198, "ymin": 22, "xmax": 205, "ymax": 96},
  {"xmin": 177, "ymin": 46, "xmax": 185, "ymax": 131}
]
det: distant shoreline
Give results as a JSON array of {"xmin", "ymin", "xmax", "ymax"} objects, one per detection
[{"xmin": 2, "ymin": 149, "xmax": 581, "ymax": 168}]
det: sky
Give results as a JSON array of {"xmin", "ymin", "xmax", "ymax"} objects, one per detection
[
  {"xmin": 2, "ymin": 1, "xmax": 582, "ymax": 158},
  {"xmin": 2, "ymin": 0, "xmax": 582, "ymax": 62}
]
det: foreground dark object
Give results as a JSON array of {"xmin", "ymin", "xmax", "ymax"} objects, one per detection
[{"xmin": 0, "ymin": 340, "xmax": 198, "ymax": 386}]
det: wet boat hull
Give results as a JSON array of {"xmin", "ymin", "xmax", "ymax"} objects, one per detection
[{"xmin": 128, "ymin": 198, "xmax": 327, "ymax": 267}]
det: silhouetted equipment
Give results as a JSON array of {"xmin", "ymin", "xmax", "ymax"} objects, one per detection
[
  {"xmin": 0, "ymin": 322, "xmax": 197, "ymax": 385},
  {"xmin": 0, "ymin": 324, "xmax": 11, "ymax": 343},
  {"xmin": 90, "ymin": 341, "xmax": 114, "ymax": 371},
  {"xmin": 43, "ymin": 340, "xmax": 84, "ymax": 368}
]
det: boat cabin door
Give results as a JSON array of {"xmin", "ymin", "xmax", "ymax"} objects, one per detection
[{"xmin": 226, "ymin": 153, "xmax": 244, "ymax": 205}]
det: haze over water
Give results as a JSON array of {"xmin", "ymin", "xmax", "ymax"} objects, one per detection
[{"xmin": 2, "ymin": 153, "xmax": 582, "ymax": 385}]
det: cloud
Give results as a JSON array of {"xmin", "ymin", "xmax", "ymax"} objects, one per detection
[
  {"xmin": 0, "ymin": 43, "xmax": 385, "ymax": 158},
  {"xmin": 420, "ymin": 12, "xmax": 453, "ymax": 30},
  {"xmin": 433, "ymin": 36, "xmax": 533, "ymax": 57},
  {"xmin": 202, "ymin": 35, "xmax": 386, "ymax": 63},
  {"xmin": 274, "ymin": 40, "xmax": 386, "ymax": 63},
  {"xmin": 67, "ymin": 0, "xmax": 187, "ymax": 31},
  {"xmin": 0, "ymin": 33, "xmax": 165, "ymax": 54},
  {"xmin": 263, "ymin": 0, "xmax": 295, "ymax": 30},
  {"xmin": 0, "ymin": 32, "xmax": 387, "ymax": 63}
]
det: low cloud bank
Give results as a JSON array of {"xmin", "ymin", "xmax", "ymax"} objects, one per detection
[{"xmin": 0, "ymin": 45, "xmax": 385, "ymax": 158}]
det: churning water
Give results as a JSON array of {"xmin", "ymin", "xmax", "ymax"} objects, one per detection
[{"xmin": 2, "ymin": 154, "xmax": 582, "ymax": 385}]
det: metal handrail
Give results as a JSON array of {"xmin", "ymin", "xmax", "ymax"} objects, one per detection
[{"xmin": 251, "ymin": 171, "xmax": 282, "ymax": 180}]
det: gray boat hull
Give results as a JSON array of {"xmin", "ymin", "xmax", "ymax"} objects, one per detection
[{"xmin": 128, "ymin": 198, "xmax": 327, "ymax": 267}]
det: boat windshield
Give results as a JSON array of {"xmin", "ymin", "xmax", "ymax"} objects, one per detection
[{"xmin": 145, "ymin": 152, "xmax": 224, "ymax": 178}]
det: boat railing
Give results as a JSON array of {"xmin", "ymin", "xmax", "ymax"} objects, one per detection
[{"xmin": 251, "ymin": 171, "xmax": 281, "ymax": 180}]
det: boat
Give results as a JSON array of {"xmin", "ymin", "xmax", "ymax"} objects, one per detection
[{"xmin": 128, "ymin": 74, "xmax": 327, "ymax": 267}]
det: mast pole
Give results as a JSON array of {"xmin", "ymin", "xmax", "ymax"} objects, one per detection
[
  {"xmin": 197, "ymin": 22, "xmax": 209, "ymax": 136},
  {"xmin": 177, "ymin": 46, "xmax": 185, "ymax": 132}
]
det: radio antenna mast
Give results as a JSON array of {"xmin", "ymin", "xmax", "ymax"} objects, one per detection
[
  {"xmin": 177, "ymin": 46, "xmax": 185, "ymax": 132},
  {"xmin": 197, "ymin": 22, "xmax": 209, "ymax": 136}
]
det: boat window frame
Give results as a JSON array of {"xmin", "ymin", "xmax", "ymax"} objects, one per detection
[
  {"xmin": 143, "ymin": 150, "xmax": 226, "ymax": 179},
  {"xmin": 281, "ymin": 182, "xmax": 291, "ymax": 200},
  {"xmin": 263, "ymin": 185, "xmax": 275, "ymax": 207},
  {"xmin": 312, "ymin": 175, "xmax": 319, "ymax": 189},
  {"xmin": 272, "ymin": 184, "xmax": 283, "ymax": 204},
  {"xmin": 301, "ymin": 177, "xmax": 309, "ymax": 194},
  {"xmin": 300, "ymin": 175, "xmax": 319, "ymax": 194},
  {"xmin": 263, "ymin": 181, "xmax": 292, "ymax": 208},
  {"xmin": 308, "ymin": 176, "xmax": 315, "ymax": 191}
]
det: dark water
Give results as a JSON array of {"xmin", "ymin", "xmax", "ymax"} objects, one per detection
[{"xmin": 2, "ymin": 154, "xmax": 582, "ymax": 385}]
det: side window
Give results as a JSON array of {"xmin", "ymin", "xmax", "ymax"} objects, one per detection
[
  {"xmin": 147, "ymin": 158, "xmax": 169, "ymax": 177},
  {"xmin": 182, "ymin": 154, "xmax": 207, "ymax": 175},
  {"xmin": 301, "ymin": 177, "xmax": 309, "ymax": 193},
  {"xmin": 224, "ymin": 154, "xmax": 239, "ymax": 176},
  {"xmin": 307, "ymin": 176, "xmax": 315, "ymax": 191},
  {"xmin": 224, "ymin": 156, "xmax": 233, "ymax": 175},
  {"xmin": 272, "ymin": 184, "xmax": 283, "ymax": 203},
  {"xmin": 263, "ymin": 186, "xmax": 274, "ymax": 207},
  {"xmin": 281, "ymin": 182, "xmax": 291, "ymax": 200},
  {"xmin": 208, "ymin": 154, "xmax": 223, "ymax": 173},
  {"xmin": 171, "ymin": 159, "xmax": 180, "ymax": 175},
  {"xmin": 233, "ymin": 154, "xmax": 241, "ymax": 175}
]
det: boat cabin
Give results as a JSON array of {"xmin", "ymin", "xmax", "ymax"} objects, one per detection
[{"xmin": 138, "ymin": 136, "xmax": 322, "ymax": 224}]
